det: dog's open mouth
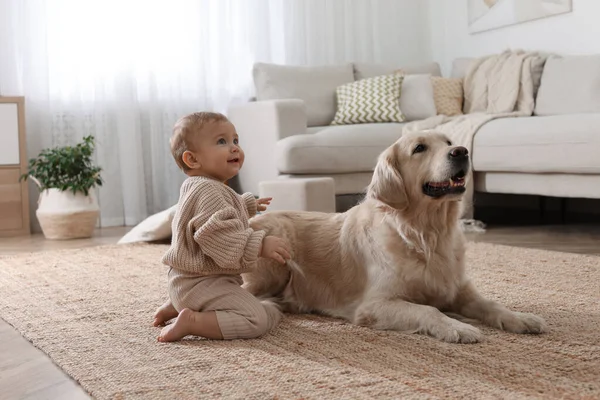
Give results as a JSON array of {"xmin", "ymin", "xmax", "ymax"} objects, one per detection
[
  {"xmin": 423, "ymin": 170, "xmax": 466, "ymax": 198},
  {"xmin": 227, "ymin": 158, "xmax": 240, "ymax": 164}
]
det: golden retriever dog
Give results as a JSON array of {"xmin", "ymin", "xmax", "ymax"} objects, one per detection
[{"xmin": 244, "ymin": 131, "xmax": 547, "ymax": 343}]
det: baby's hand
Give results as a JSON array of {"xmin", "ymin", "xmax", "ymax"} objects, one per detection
[
  {"xmin": 259, "ymin": 236, "xmax": 291, "ymax": 265},
  {"xmin": 257, "ymin": 197, "xmax": 272, "ymax": 212}
]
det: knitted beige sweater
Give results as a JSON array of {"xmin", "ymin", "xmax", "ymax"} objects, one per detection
[{"xmin": 161, "ymin": 176, "xmax": 265, "ymax": 276}]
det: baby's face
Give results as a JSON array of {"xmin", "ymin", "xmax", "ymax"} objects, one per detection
[{"xmin": 190, "ymin": 121, "xmax": 245, "ymax": 182}]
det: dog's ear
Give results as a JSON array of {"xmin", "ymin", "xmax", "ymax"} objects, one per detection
[{"xmin": 367, "ymin": 145, "xmax": 408, "ymax": 210}]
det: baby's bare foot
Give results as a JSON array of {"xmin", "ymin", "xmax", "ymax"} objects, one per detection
[
  {"xmin": 158, "ymin": 308, "xmax": 197, "ymax": 342},
  {"xmin": 153, "ymin": 301, "xmax": 178, "ymax": 327}
]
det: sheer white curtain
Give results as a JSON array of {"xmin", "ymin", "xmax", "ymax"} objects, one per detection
[{"xmin": 0, "ymin": 0, "xmax": 424, "ymax": 228}]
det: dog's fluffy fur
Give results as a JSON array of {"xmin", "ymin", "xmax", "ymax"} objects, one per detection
[{"xmin": 244, "ymin": 132, "xmax": 547, "ymax": 343}]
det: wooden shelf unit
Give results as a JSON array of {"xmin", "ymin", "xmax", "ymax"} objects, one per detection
[{"xmin": 0, "ymin": 97, "xmax": 31, "ymax": 237}]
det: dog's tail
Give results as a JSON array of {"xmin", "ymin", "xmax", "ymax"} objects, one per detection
[{"xmin": 286, "ymin": 259, "xmax": 305, "ymax": 278}]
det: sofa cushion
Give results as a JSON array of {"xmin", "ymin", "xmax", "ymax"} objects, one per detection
[
  {"xmin": 535, "ymin": 55, "xmax": 600, "ymax": 116},
  {"xmin": 399, "ymin": 74, "xmax": 437, "ymax": 121},
  {"xmin": 331, "ymin": 74, "xmax": 405, "ymax": 125},
  {"xmin": 253, "ymin": 63, "xmax": 355, "ymax": 127},
  {"xmin": 473, "ymin": 114, "xmax": 600, "ymax": 174},
  {"xmin": 353, "ymin": 62, "xmax": 441, "ymax": 81},
  {"xmin": 276, "ymin": 123, "xmax": 406, "ymax": 174}
]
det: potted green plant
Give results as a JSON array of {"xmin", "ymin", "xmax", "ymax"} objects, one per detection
[{"xmin": 21, "ymin": 135, "xmax": 104, "ymax": 240}]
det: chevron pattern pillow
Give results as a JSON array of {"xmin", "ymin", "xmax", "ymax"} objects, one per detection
[{"xmin": 331, "ymin": 74, "xmax": 405, "ymax": 125}]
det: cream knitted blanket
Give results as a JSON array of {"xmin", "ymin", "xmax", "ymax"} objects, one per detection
[{"xmin": 403, "ymin": 50, "xmax": 546, "ymax": 226}]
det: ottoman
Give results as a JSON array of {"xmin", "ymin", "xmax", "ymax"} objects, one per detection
[{"xmin": 258, "ymin": 178, "xmax": 336, "ymax": 213}]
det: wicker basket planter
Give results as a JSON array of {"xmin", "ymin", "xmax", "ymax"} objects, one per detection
[
  {"xmin": 36, "ymin": 188, "xmax": 100, "ymax": 240},
  {"xmin": 21, "ymin": 136, "xmax": 104, "ymax": 241}
]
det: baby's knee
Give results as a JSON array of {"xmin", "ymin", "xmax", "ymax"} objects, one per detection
[
  {"xmin": 261, "ymin": 300, "xmax": 282, "ymax": 329},
  {"xmin": 246, "ymin": 306, "xmax": 271, "ymax": 338},
  {"xmin": 250, "ymin": 320, "xmax": 269, "ymax": 338},
  {"xmin": 216, "ymin": 301, "xmax": 282, "ymax": 339},
  {"xmin": 254, "ymin": 302, "xmax": 283, "ymax": 336}
]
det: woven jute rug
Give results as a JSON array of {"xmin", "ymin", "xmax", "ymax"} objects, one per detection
[{"xmin": 0, "ymin": 243, "xmax": 598, "ymax": 399}]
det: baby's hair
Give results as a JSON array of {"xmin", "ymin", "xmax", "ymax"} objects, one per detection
[{"xmin": 170, "ymin": 112, "xmax": 229, "ymax": 172}]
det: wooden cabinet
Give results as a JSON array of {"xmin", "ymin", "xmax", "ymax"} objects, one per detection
[{"xmin": 0, "ymin": 97, "xmax": 30, "ymax": 236}]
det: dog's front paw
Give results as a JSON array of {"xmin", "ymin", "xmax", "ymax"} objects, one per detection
[
  {"xmin": 496, "ymin": 311, "xmax": 548, "ymax": 334},
  {"xmin": 432, "ymin": 319, "xmax": 483, "ymax": 344}
]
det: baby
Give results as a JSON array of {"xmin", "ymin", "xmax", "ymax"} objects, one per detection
[{"xmin": 153, "ymin": 111, "xmax": 291, "ymax": 342}]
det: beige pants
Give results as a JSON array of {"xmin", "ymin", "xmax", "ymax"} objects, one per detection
[{"xmin": 168, "ymin": 268, "xmax": 281, "ymax": 340}]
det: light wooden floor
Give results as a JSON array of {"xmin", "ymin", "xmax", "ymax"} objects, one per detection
[
  {"xmin": 0, "ymin": 224, "xmax": 599, "ymax": 399},
  {"xmin": 0, "ymin": 227, "xmax": 131, "ymax": 400}
]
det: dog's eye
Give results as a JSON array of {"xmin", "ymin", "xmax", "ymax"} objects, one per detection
[
  {"xmin": 413, "ymin": 144, "xmax": 426, "ymax": 154},
  {"xmin": 447, "ymin": 140, "xmax": 452, "ymax": 146}
]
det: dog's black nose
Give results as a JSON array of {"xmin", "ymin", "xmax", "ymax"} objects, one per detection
[{"xmin": 449, "ymin": 146, "xmax": 468, "ymax": 158}]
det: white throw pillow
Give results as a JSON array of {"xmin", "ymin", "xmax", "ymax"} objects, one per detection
[
  {"xmin": 399, "ymin": 74, "xmax": 437, "ymax": 121},
  {"xmin": 117, "ymin": 205, "xmax": 177, "ymax": 244}
]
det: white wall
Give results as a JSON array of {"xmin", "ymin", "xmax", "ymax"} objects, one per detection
[{"xmin": 428, "ymin": 0, "xmax": 600, "ymax": 75}]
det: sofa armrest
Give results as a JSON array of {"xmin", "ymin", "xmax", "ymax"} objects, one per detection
[{"xmin": 227, "ymin": 99, "xmax": 307, "ymax": 194}]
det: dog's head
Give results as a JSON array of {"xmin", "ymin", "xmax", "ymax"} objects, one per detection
[{"xmin": 367, "ymin": 131, "xmax": 470, "ymax": 210}]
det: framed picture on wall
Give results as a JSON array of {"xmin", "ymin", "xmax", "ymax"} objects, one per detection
[{"xmin": 468, "ymin": 0, "xmax": 573, "ymax": 34}]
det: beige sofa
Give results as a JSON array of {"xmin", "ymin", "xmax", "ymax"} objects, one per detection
[{"xmin": 228, "ymin": 56, "xmax": 600, "ymax": 210}]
